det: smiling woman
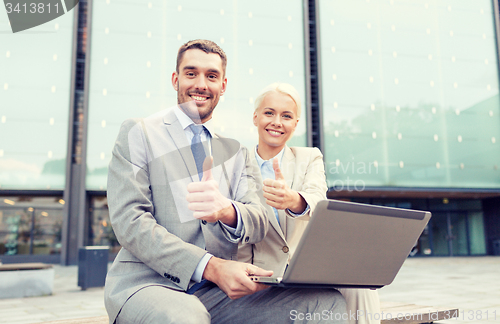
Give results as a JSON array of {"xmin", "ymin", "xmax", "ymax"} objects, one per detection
[
  {"xmin": 253, "ymin": 83, "xmax": 300, "ymax": 160},
  {"xmin": 240, "ymin": 82, "xmax": 381, "ymax": 324}
]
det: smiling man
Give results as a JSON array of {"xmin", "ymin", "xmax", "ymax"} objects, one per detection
[
  {"xmin": 104, "ymin": 40, "xmax": 347, "ymax": 324},
  {"xmin": 173, "ymin": 46, "xmax": 226, "ymax": 123}
]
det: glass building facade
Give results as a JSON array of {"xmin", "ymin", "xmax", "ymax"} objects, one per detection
[
  {"xmin": 0, "ymin": 0, "xmax": 499, "ymax": 264},
  {"xmin": 0, "ymin": 11, "xmax": 74, "ymax": 190},
  {"xmin": 86, "ymin": 0, "xmax": 307, "ymax": 189},
  {"xmin": 320, "ymin": 0, "xmax": 500, "ymax": 189}
]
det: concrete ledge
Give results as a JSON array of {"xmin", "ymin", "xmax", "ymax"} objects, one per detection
[
  {"xmin": 0, "ymin": 263, "xmax": 54, "ymax": 299},
  {"xmin": 381, "ymin": 302, "xmax": 459, "ymax": 323},
  {"xmin": 34, "ymin": 303, "xmax": 459, "ymax": 324},
  {"xmin": 42, "ymin": 316, "xmax": 108, "ymax": 324}
]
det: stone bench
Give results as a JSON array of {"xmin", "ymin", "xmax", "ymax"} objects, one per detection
[
  {"xmin": 380, "ymin": 302, "xmax": 458, "ymax": 323},
  {"xmin": 0, "ymin": 262, "xmax": 54, "ymax": 299},
  {"xmin": 37, "ymin": 303, "xmax": 459, "ymax": 324},
  {"xmin": 43, "ymin": 316, "xmax": 108, "ymax": 324}
]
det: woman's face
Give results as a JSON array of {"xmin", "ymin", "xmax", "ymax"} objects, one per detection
[{"xmin": 253, "ymin": 91, "xmax": 299, "ymax": 151}]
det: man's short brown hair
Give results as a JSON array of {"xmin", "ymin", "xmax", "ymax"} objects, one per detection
[{"xmin": 176, "ymin": 39, "xmax": 227, "ymax": 75}]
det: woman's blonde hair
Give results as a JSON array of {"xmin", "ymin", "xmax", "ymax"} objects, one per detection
[{"xmin": 254, "ymin": 83, "xmax": 301, "ymax": 118}]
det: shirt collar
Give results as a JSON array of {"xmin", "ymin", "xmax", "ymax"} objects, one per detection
[
  {"xmin": 174, "ymin": 105, "xmax": 215, "ymax": 138},
  {"xmin": 254, "ymin": 145, "xmax": 285, "ymax": 168}
]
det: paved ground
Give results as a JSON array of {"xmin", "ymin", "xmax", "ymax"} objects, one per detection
[
  {"xmin": 379, "ymin": 256, "xmax": 500, "ymax": 324},
  {"xmin": 0, "ymin": 256, "xmax": 499, "ymax": 323}
]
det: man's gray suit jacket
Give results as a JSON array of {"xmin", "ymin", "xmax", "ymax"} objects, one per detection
[{"xmin": 104, "ymin": 107, "xmax": 268, "ymax": 323}]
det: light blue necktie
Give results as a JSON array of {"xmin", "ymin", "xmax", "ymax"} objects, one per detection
[
  {"xmin": 189, "ymin": 124, "xmax": 206, "ymax": 180},
  {"xmin": 187, "ymin": 124, "xmax": 209, "ymax": 294},
  {"xmin": 262, "ymin": 160, "xmax": 280, "ymax": 225}
]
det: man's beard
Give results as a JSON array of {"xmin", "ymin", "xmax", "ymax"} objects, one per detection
[
  {"xmin": 176, "ymin": 83, "xmax": 217, "ymax": 122},
  {"xmin": 177, "ymin": 99, "xmax": 215, "ymax": 123}
]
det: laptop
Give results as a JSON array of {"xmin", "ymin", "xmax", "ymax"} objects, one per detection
[{"xmin": 250, "ymin": 199, "xmax": 431, "ymax": 289}]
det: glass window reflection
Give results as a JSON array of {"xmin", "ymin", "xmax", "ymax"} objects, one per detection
[
  {"xmin": 0, "ymin": 11, "xmax": 74, "ymax": 189},
  {"xmin": 87, "ymin": 0, "xmax": 307, "ymax": 190},
  {"xmin": 0, "ymin": 197, "xmax": 63, "ymax": 255},
  {"xmin": 319, "ymin": 0, "xmax": 500, "ymax": 188},
  {"xmin": 89, "ymin": 196, "xmax": 119, "ymax": 253}
]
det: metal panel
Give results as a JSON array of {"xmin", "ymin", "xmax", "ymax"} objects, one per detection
[
  {"xmin": 306, "ymin": 0, "xmax": 324, "ymax": 152},
  {"xmin": 61, "ymin": 0, "xmax": 80, "ymax": 266},
  {"xmin": 303, "ymin": 0, "xmax": 313, "ymax": 147},
  {"xmin": 79, "ymin": 0, "xmax": 93, "ymax": 253},
  {"xmin": 493, "ymin": 0, "xmax": 500, "ymax": 94},
  {"xmin": 61, "ymin": 0, "xmax": 92, "ymax": 265}
]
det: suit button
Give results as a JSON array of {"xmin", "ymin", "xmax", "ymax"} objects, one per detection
[
  {"xmin": 176, "ymin": 278, "xmax": 180, "ymax": 283},
  {"xmin": 202, "ymin": 220, "xmax": 207, "ymax": 225},
  {"xmin": 282, "ymin": 246, "xmax": 289, "ymax": 253},
  {"xmin": 164, "ymin": 273, "xmax": 171, "ymax": 279},
  {"xmin": 245, "ymin": 236, "xmax": 249, "ymax": 243}
]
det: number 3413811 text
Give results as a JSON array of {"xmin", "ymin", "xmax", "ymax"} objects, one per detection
[{"xmin": 5, "ymin": 2, "xmax": 60, "ymax": 14}]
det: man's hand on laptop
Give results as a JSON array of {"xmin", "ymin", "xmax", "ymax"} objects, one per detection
[{"xmin": 203, "ymin": 257, "xmax": 273, "ymax": 299}]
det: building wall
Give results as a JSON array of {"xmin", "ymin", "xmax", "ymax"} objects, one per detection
[
  {"xmin": 0, "ymin": 0, "xmax": 499, "ymax": 263},
  {"xmin": 85, "ymin": 0, "xmax": 308, "ymax": 190},
  {"xmin": 0, "ymin": 9, "xmax": 74, "ymax": 190},
  {"xmin": 483, "ymin": 197, "xmax": 500, "ymax": 255},
  {"xmin": 319, "ymin": 0, "xmax": 500, "ymax": 190}
]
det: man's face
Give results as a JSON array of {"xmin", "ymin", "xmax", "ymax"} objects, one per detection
[{"xmin": 172, "ymin": 49, "xmax": 227, "ymax": 124}]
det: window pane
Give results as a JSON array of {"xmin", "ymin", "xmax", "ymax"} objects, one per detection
[
  {"xmin": 89, "ymin": 196, "xmax": 120, "ymax": 253},
  {"xmin": 430, "ymin": 213, "xmax": 450, "ymax": 256},
  {"xmin": 0, "ymin": 11, "xmax": 73, "ymax": 189},
  {"xmin": 33, "ymin": 208, "xmax": 63, "ymax": 255},
  {"xmin": 468, "ymin": 211, "xmax": 487, "ymax": 255},
  {"xmin": 417, "ymin": 225, "xmax": 432, "ymax": 256},
  {"xmin": 87, "ymin": 0, "xmax": 307, "ymax": 189},
  {"xmin": 0, "ymin": 197, "xmax": 64, "ymax": 255},
  {"xmin": 0, "ymin": 208, "xmax": 31, "ymax": 255},
  {"xmin": 450, "ymin": 212, "xmax": 468, "ymax": 256},
  {"xmin": 319, "ymin": 0, "xmax": 500, "ymax": 188}
]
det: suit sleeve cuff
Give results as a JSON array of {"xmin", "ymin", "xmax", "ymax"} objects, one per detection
[
  {"xmin": 219, "ymin": 202, "xmax": 243, "ymax": 237},
  {"xmin": 287, "ymin": 203, "xmax": 310, "ymax": 217},
  {"xmin": 191, "ymin": 253, "xmax": 213, "ymax": 283}
]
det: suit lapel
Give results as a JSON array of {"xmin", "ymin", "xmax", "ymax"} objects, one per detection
[
  {"xmin": 163, "ymin": 109, "xmax": 198, "ymax": 182},
  {"xmin": 210, "ymin": 134, "xmax": 228, "ymax": 190},
  {"xmin": 281, "ymin": 145, "xmax": 295, "ymax": 190},
  {"xmin": 268, "ymin": 205, "xmax": 286, "ymax": 242}
]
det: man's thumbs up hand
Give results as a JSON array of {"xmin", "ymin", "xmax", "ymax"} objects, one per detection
[
  {"xmin": 263, "ymin": 157, "xmax": 307, "ymax": 214},
  {"xmin": 201, "ymin": 156, "xmax": 214, "ymax": 181},
  {"xmin": 187, "ymin": 156, "xmax": 236, "ymax": 226}
]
